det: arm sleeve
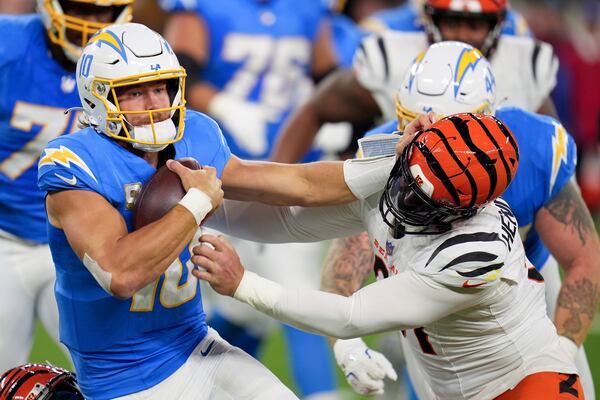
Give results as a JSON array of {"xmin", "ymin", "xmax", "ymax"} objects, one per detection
[
  {"xmin": 343, "ymin": 155, "xmax": 395, "ymax": 200},
  {"xmin": 234, "ymin": 270, "xmax": 486, "ymax": 338},
  {"xmin": 205, "ymin": 199, "xmax": 365, "ymax": 243}
]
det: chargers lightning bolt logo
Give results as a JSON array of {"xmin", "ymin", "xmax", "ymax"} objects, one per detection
[
  {"xmin": 408, "ymin": 51, "xmax": 426, "ymax": 92},
  {"xmin": 454, "ymin": 48, "xmax": 483, "ymax": 97},
  {"xmin": 39, "ymin": 146, "xmax": 98, "ymax": 183},
  {"xmin": 87, "ymin": 30, "xmax": 128, "ymax": 63},
  {"xmin": 550, "ymin": 122, "xmax": 569, "ymax": 194}
]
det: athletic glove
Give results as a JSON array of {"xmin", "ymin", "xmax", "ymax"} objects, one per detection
[{"xmin": 333, "ymin": 338, "xmax": 398, "ymax": 396}]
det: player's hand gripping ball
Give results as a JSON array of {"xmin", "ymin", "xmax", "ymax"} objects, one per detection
[{"xmin": 133, "ymin": 157, "xmax": 201, "ymax": 230}]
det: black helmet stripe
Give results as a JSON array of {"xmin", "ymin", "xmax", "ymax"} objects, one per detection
[
  {"xmin": 426, "ymin": 127, "xmax": 478, "ymax": 207},
  {"xmin": 449, "ymin": 115, "xmax": 498, "ymax": 202},
  {"xmin": 470, "ymin": 113, "xmax": 517, "ymax": 185}
]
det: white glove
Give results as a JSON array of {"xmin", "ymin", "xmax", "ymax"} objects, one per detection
[
  {"xmin": 333, "ymin": 338, "xmax": 398, "ymax": 396},
  {"xmin": 208, "ymin": 93, "xmax": 275, "ymax": 156}
]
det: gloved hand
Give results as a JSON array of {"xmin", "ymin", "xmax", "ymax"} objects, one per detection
[
  {"xmin": 333, "ymin": 338, "xmax": 398, "ymax": 396},
  {"xmin": 208, "ymin": 93, "xmax": 276, "ymax": 156}
]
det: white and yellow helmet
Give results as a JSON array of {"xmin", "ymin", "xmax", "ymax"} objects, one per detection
[
  {"xmin": 37, "ymin": 0, "xmax": 133, "ymax": 63},
  {"xmin": 396, "ymin": 41, "xmax": 496, "ymax": 132},
  {"xmin": 76, "ymin": 23, "xmax": 186, "ymax": 152}
]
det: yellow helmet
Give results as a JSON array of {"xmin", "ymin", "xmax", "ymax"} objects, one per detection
[{"xmin": 37, "ymin": 0, "xmax": 133, "ymax": 63}]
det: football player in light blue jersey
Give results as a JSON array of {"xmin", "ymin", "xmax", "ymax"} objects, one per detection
[
  {"xmin": 0, "ymin": 0, "xmax": 132, "ymax": 371},
  {"xmin": 160, "ymin": 2, "xmax": 341, "ymax": 398},
  {"xmin": 37, "ymin": 23, "xmax": 369, "ymax": 399},
  {"xmin": 362, "ymin": 0, "xmax": 531, "ymax": 37},
  {"xmin": 338, "ymin": 41, "xmax": 597, "ymax": 399}
]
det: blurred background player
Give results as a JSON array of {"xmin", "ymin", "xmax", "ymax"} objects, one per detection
[
  {"xmin": 271, "ymin": 0, "xmax": 558, "ymax": 164},
  {"xmin": 0, "ymin": 0, "xmax": 133, "ymax": 371},
  {"xmin": 327, "ymin": 41, "xmax": 598, "ymax": 399}
]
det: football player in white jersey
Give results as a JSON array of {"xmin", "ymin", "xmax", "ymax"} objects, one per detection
[
  {"xmin": 271, "ymin": 0, "xmax": 559, "ymax": 163},
  {"xmin": 197, "ymin": 113, "xmax": 586, "ymax": 399},
  {"xmin": 321, "ymin": 41, "xmax": 599, "ymax": 399}
]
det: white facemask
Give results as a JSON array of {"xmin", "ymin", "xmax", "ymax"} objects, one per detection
[{"xmin": 131, "ymin": 118, "xmax": 177, "ymax": 152}]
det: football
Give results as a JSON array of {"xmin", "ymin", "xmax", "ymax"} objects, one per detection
[{"xmin": 133, "ymin": 157, "xmax": 201, "ymax": 230}]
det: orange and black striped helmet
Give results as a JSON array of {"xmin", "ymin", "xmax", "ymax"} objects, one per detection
[
  {"xmin": 380, "ymin": 113, "xmax": 518, "ymax": 236},
  {"xmin": 0, "ymin": 363, "xmax": 82, "ymax": 400}
]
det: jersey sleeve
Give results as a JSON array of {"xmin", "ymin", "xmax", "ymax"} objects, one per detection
[
  {"xmin": 544, "ymin": 120, "xmax": 577, "ymax": 202},
  {"xmin": 530, "ymin": 40, "xmax": 559, "ymax": 110},
  {"xmin": 352, "ymin": 33, "xmax": 393, "ymax": 114},
  {"xmin": 37, "ymin": 139, "xmax": 102, "ymax": 194},
  {"xmin": 182, "ymin": 111, "xmax": 232, "ymax": 178}
]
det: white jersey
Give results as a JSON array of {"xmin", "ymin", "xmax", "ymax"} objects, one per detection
[
  {"xmin": 208, "ymin": 182, "xmax": 577, "ymax": 399},
  {"xmin": 359, "ymin": 195, "xmax": 575, "ymax": 399},
  {"xmin": 354, "ymin": 31, "xmax": 558, "ymax": 119}
]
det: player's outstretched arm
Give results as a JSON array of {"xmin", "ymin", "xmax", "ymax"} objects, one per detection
[
  {"xmin": 270, "ymin": 69, "xmax": 381, "ymax": 163},
  {"xmin": 535, "ymin": 180, "xmax": 600, "ymax": 347},
  {"xmin": 46, "ymin": 161, "xmax": 222, "ymax": 299},
  {"xmin": 221, "ymin": 154, "xmax": 394, "ymax": 207},
  {"xmin": 193, "ymin": 235, "xmax": 486, "ymax": 338}
]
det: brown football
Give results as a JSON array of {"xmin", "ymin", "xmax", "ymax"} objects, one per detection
[{"xmin": 133, "ymin": 157, "xmax": 201, "ymax": 230}]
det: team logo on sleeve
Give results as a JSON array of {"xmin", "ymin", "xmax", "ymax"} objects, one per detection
[
  {"xmin": 550, "ymin": 122, "xmax": 569, "ymax": 194},
  {"xmin": 39, "ymin": 146, "xmax": 98, "ymax": 183}
]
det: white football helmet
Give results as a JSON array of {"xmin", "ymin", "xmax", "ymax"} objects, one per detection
[
  {"xmin": 37, "ymin": 0, "xmax": 133, "ymax": 63},
  {"xmin": 76, "ymin": 23, "xmax": 186, "ymax": 152},
  {"xmin": 395, "ymin": 41, "xmax": 496, "ymax": 132}
]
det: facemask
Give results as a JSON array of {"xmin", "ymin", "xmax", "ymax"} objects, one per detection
[{"xmin": 131, "ymin": 118, "xmax": 177, "ymax": 152}]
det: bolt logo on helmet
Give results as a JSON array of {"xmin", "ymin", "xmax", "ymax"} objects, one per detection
[
  {"xmin": 380, "ymin": 113, "xmax": 519, "ymax": 236},
  {"xmin": 424, "ymin": 0, "xmax": 508, "ymax": 56},
  {"xmin": 37, "ymin": 0, "xmax": 134, "ymax": 63},
  {"xmin": 76, "ymin": 23, "xmax": 187, "ymax": 152},
  {"xmin": 396, "ymin": 41, "xmax": 496, "ymax": 132},
  {"xmin": 0, "ymin": 363, "xmax": 83, "ymax": 400}
]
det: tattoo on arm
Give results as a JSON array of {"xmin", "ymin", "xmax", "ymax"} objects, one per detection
[
  {"xmin": 544, "ymin": 182, "xmax": 595, "ymax": 245},
  {"xmin": 321, "ymin": 233, "xmax": 374, "ymax": 296},
  {"xmin": 556, "ymin": 278, "xmax": 600, "ymax": 341}
]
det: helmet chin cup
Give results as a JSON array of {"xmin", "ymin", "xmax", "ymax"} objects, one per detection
[{"xmin": 130, "ymin": 119, "xmax": 177, "ymax": 152}]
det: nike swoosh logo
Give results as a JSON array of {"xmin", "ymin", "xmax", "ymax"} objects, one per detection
[
  {"xmin": 200, "ymin": 340, "xmax": 215, "ymax": 356},
  {"xmin": 462, "ymin": 280, "xmax": 486, "ymax": 288},
  {"xmin": 54, "ymin": 173, "xmax": 77, "ymax": 186}
]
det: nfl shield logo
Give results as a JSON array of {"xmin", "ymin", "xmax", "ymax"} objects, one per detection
[{"xmin": 385, "ymin": 240, "xmax": 395, "ymax": 257}]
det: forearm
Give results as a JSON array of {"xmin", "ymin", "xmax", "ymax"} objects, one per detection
[
  {"xmin": 206, "ymin": 199, "xmax": 364, "ymax": 243},
  {"xmin": 107, "ymin": 206, "xmax": 199, "ymax": 296},
  {"xmin": 321, "ymin": 233, "xmax": 374, "ymax": 296},
  {"xmin": 554, "ymin": 257, "xmax": 600, "ymax": 345},
  {"xmin": 234, "ymin": 270, "xmax": 479, "ymax": 339},
  {"xmin": 271, "ymin": 101, "xmax": 324, "ymax": 163},
  {"xmin": 223, "ymin": 157, "xmax": 354, "ymax": 206}
]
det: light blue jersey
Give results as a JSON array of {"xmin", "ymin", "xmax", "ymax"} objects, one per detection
[
  {"xmin": 365, "ymin": 107, "xmax": 577, "ymax": 269},
  {"xmin": 161, "ymin": 0, "xmax": 326, "ymax": 161},
  {"xmin": 367, "ymin": 2, "xmax": 532, "ymax": 37},
  {"xmin": 38, "ymin": 111, "xmax": 231, "ymax": 400},
  {"xmin": 0, "ymin": 15, "xmax": 80, "ymax": 243}
]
